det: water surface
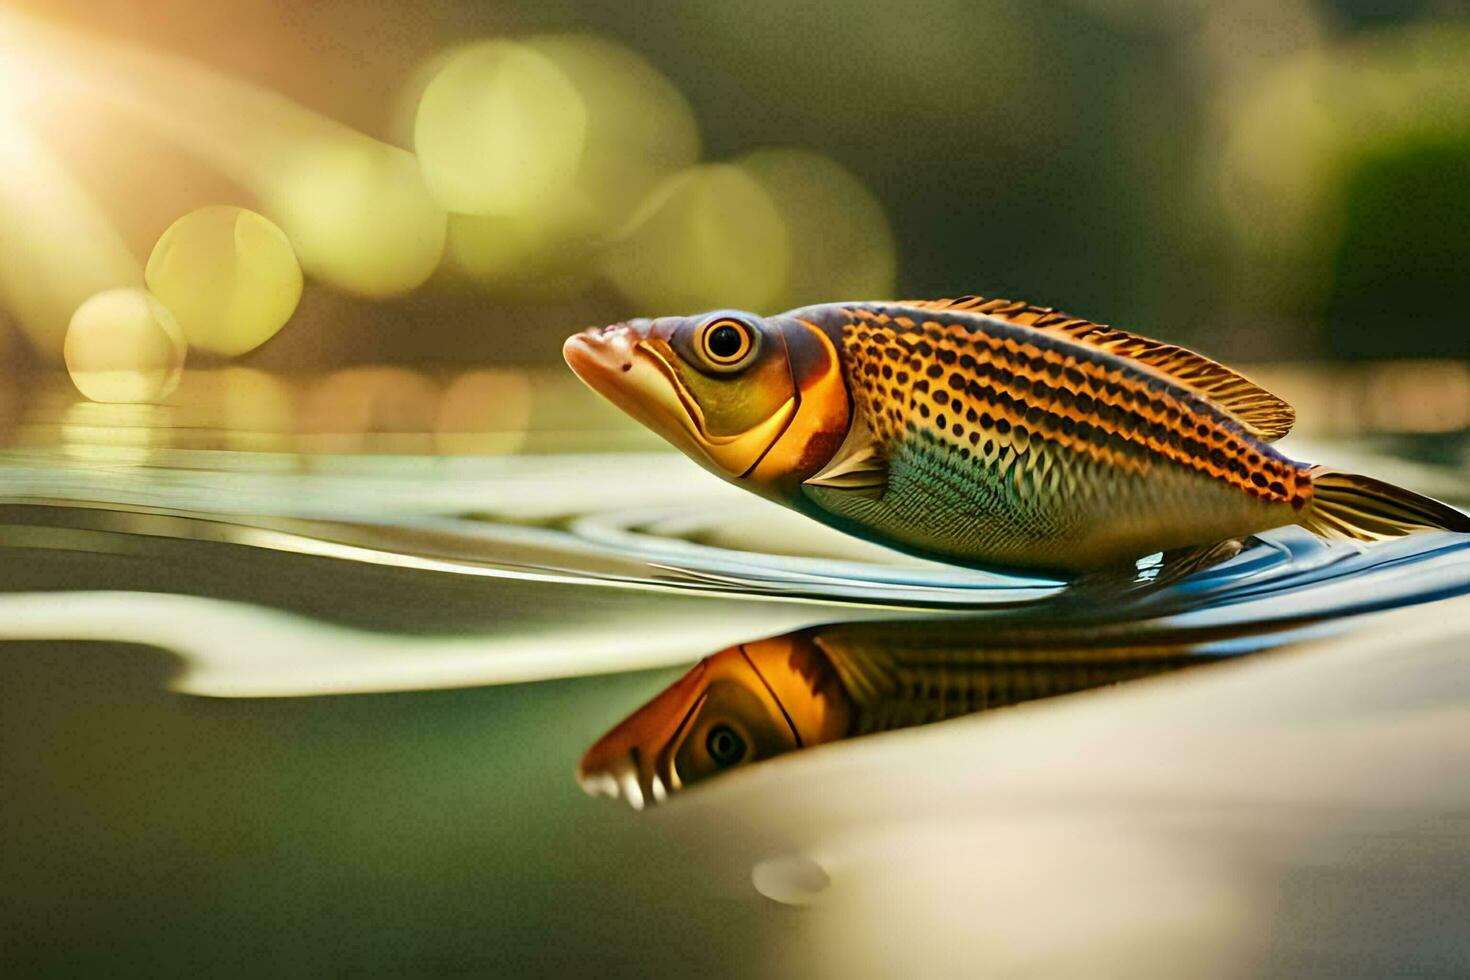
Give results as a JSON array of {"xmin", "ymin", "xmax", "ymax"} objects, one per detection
[{"xmin": 1, "ymin": 401, "xmax": 1467, "ymax": 977}]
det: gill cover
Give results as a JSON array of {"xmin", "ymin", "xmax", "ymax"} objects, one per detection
[{"xmin": 577, "ymin": 634, "xmax": 852, "ymax": 803}]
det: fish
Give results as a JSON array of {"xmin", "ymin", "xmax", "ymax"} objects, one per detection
[
  {"xmin": 577, "ymin": 619, "xmax": 1246, "ymax": 808},
  {"xmin": 563, "ymin": 296, "xmax": 1470, "ymax": 574}
]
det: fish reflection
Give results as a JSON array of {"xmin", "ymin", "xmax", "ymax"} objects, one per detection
[{"xmin": 579, "ymin": 620, "xmax": 1251, "ymax": 809}]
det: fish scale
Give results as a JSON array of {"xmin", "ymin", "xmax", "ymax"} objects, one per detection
[
  {"xmin": 814, "ymin": 630, "xmax": 1213, "ymax": 734},
  {"xmin": 794, "ymin": 301, "xmax": 1300, "ymax": 569},
  {"xmin": 836, "ymin": 303, "xmax": 1307, "ymax": 505}
]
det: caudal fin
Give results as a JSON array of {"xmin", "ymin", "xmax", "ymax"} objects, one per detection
[{"xmin": 1299, "ymin": 466, "xmax": 1470, "ymax": 541}]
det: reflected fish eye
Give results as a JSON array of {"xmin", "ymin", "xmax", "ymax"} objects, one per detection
[
  {"xmin": 696, "ymin": 317, "xmax": 757, "ymax": 370},
  {"xmin": 704, "ymin": 723, "xmax": 748, "ymax": 768}
]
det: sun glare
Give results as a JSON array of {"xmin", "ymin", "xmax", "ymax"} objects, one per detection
[{"xmin": 0, "ymin": 121, "xmax": 142, "ymax": 358}]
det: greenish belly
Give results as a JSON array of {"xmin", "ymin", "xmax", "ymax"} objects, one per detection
[{"xmin": 799, "ymin": 430, "xmax": 1293, "ymax": 572}]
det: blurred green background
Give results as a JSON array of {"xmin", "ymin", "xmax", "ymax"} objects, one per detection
[
  {"xmin": 2, "ymin": 0, "xmax": 1465, "ymax": 367},
  {"xmin": 0, "ymin": 0, "xmax": 1467, "ymax": 452}
]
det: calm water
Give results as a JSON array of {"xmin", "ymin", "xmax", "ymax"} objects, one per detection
[{"xmin": 1, "ymin": 397, "xmax": 1468, "ymax": 977}]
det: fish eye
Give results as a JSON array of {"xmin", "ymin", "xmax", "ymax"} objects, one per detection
[
  {"xmin": 696, "ymin": 317, "xmax": 758, "ymax": 371},
  {"xmin": 704, "ymin": 723, "xmax": 748, "ymax": 768},
  {"xmin": 707, "ymin": 324, "xmax": 745, "ymax": 359}
]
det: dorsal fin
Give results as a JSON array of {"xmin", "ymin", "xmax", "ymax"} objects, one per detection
[{"xmin": 899, "ymin": 296, "xmax": 1295, "ymax": 441}]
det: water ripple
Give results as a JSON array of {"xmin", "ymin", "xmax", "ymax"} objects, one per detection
[{"xmin": 1, "ymin": 450, "xmax": 1468, "ymax": 695}]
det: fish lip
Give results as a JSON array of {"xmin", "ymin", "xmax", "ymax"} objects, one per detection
[
  {"xmin": 636, "ymin": 343, "xmax": 710, "ymax": 436},
  {"xmin": 562, "ymin": 328, "xmax": 716, "ymax": 466}
]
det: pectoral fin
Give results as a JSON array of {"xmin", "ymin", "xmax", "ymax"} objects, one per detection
[{"xmin": 803, "ymin": 414, "xmax": 888, "ymax": 499}]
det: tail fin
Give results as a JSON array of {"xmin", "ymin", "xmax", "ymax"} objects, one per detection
[{"xmin": 1299, "ymin": 466, "xmax": 1470, "ymax": 541}]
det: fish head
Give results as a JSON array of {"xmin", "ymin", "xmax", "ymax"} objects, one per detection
[
  {"xmin": 563, "ymin": 311, "xmax": 851, "ymax": 494},
  {"xmin": 576, "ymin": 632, "xmax": 852, "ymax": 809}
]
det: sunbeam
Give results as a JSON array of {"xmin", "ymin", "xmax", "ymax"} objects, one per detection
[
  {"xmin": 0, "ymin": 8, "xmax": 446, "ymax": 301},
  {"xmin": 0, "ymin": 117, "xmax": 142, "ymax": 357}
]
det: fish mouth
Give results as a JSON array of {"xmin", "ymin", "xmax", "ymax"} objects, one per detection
[
  {"xmin": 564, "ymin": 324, "xmax": 800, "ymax": 481},
  {"xmin": 563, "ymin": 325, "xmax": 715, "ymax": 467},
  {"xmin": 576, "ymin": 748, "xmax": 673, "ymax": 811},
  {"xmin": 576, "ymin": 663, "xmax": 708, "ymax": 811}
]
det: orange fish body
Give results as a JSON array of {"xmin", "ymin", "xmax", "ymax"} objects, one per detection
[
  {"xmin": 565, "ymin": 295, "xmax": 1469, "ymax": 574},
  {"xmin": 578, "ymin": 623, "xmax": 1217, "ymax": 807}
]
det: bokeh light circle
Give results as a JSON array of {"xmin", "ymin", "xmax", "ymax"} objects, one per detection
[
  {"xmin": 435, "ymin": 368, "xmax": 533, "ymax": 455},
  {"xmin": 524, "ymin": 34, "xmax": 700, "ymax": 230},
  {"xmin": 297, "ymin": 366, "xmax": 441, "ymax": 454},
  {"xmin": 601, "ymin": 164, "xmax": 790, "ymax": 314},
  {"xmin": 412, "ymin": 34, "xmax": 699, "ymax": 300},
  {"xmin": 446, "ymin": 210, "xmax": 600, "ymax": 301},
  {"xmin": 414, "ymin": 40, "xmax": 588, "ymax": 216},
  {"xmin": 64, "ymin": 287, "xmax": 187, "ymax": 403},
  {"xmin": 267, "ymin": 141, "xmax": 446, "ymax": 299},
  {"xmin": 145, "ymin": 205, "xmax": 303, "ymax": 357},
  {"xmin": 170, "ymin": 367, "xmax": 296, "ymax": 452},
  {"xmin": 738, "ymin": 149, "xmax": 896, "ymax": 309}
]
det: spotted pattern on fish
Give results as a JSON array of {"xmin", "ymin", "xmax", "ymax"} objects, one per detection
[
  {"xmin": 567, "ymin": 296, "xmax": 1470, "ymax": 576},
  {"xmin": 902, "ymin": 296, "xmax": 1297, "ymax": 440},
  {"xmin": 815, "ymin": 631, "xmax": 1211, "ymax": 734},
  {"xmin": 836, "ymin": 302, "xmax": 1310, "ymax": 509}
]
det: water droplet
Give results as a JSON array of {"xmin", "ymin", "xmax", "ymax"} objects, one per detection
[{"xmin": 751, "ymin": 854, "xmax": 830, "ymax": 906}]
